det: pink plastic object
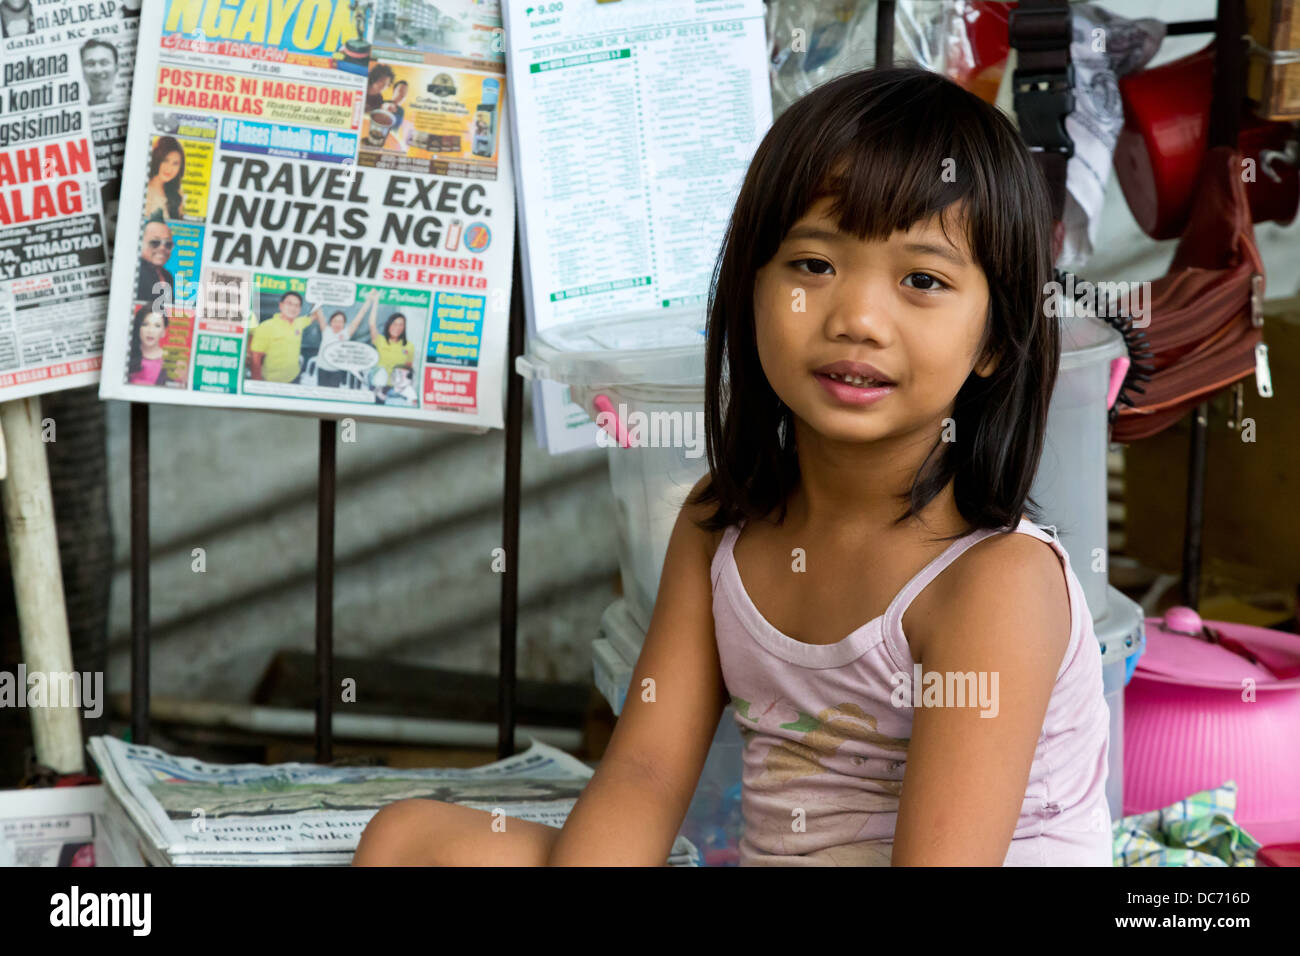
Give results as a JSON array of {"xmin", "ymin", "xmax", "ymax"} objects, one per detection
[
  {"xmin": 1106, "ymin": 355, "xmax": 1130, "ymax": 410},
  {"xmin": 1257, "ymin": 843, "xmax": 1300, "ymax": 867},
  {"xmin": 1124, "ymin": 609, "xmax": 1300, "ymax": 846},
  {"xmin": 591, "ymin": 393, "xmax": 631, "ymax": 448},
  {"xmin": 1136, "ymin": 607, "xmax": 1300, "ymax": 688},
  {"xmin": 1161, "ymin": 605, "xmax": 1202, "ymax": 634}
]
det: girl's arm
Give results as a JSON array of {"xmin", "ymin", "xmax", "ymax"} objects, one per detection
[
  {"xmin": 345, "ymin": 307, "xmax": 367, "ymax": 338},
  {"xmin": 353, "ymin": 293, "xmax": 379, "ymax": 338},
  {"xmin": 546, "ymin": 476, "xmax": 727, "ymax": 866},
  {"xmin": 890, "ymin": 534, "xmax": 1071, "ymax": 865}
]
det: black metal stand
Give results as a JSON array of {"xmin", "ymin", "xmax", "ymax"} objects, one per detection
[
  {"xmin": 498, "ymin": 226, "xmax": 526, "ymax": 760},
  {"xmin": 876, "ymin": 1, "xmax": 894, "ymax": 67},
  {"xmin": 316, "ymin": 419, "xmax": 336, "ymax": 763},
  {"xmin": 127, "ymin": 247, "xmax": 529, "ymax": 763},
  {"xmin": 130, "ymin": 403, "xmax": 149, "ymax": 747}
]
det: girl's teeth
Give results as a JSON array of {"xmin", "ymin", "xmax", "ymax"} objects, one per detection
[{"xmin": 827, "ymin": 372, "xmax": 885, "ymax": 387}]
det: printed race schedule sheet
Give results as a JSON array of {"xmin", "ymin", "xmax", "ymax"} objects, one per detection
[{"xmin": 504, "ymin": 0, "xmax": 771, "ymax": 452}]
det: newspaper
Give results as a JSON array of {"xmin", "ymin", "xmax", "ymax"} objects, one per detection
[
  {"xmin": 0, "ymin": 0, "xmax": 136, "ymax": 400},
  {"xmin": 88, "ymin": 734, "xmax": 699, "ymax": 866},
  {"xmin": 97, "ymin": 0, "xmax": 514, "ymax": 431},
  {"xmin": 502, "ymin": 0, "xmax": 772, "ymax": 452}
]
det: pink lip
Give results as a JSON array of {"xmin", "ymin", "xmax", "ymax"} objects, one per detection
[
  {"xmin": 814, "ymin": 372, "xmax": 895, "ymax": 406},
  {"xmin": 813, "ymin": 359, "xmax": 894, "ymax": 383}
]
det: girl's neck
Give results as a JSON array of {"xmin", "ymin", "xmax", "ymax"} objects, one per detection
[
  {"xmin": 141, "ymin": 344, "xmax": 162, "ymax": 359},
  {"xmin": 784, "ymin": 419, "xmax": 968, "ymax": 543}
]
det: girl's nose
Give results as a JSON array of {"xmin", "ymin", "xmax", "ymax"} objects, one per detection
[{"xmin": 822, "ymin": 278, "xmax": 894, "ymax": 344}]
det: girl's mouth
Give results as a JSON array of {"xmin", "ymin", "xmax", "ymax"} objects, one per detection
[{"xmin": 814, "ymin": 371, "xmax": 895, "ymax": 406}]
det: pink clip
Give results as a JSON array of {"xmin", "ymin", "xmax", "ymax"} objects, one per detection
[
  {"xmin": 592, "ymin": 394, "xmax": 631, "ymax": 448},
  {"xmin": 1106, "ymin": 356, "xmax": 1130, "ymax": 411}
]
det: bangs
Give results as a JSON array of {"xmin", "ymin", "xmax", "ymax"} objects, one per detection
[{"xmin": 756, "ymin": 72, "xmax": 1018, "ymax": 277}]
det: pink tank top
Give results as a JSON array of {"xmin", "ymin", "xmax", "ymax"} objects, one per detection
[
  {"xmin": 130, "ymin": 357, "xmax": 163, "ymax": 385},
  {"xmin": 711, "ymin": 516, "xmax": 1112, "ymax": 866}
]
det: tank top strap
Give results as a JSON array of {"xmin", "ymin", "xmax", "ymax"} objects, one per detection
[
  {"xmin": 881, "ymin": 519, "xmax": 1030, "ymax": 645},
  {"xmin": 710, "ymin": 519, "xmax": 745, "ymax": 589}
]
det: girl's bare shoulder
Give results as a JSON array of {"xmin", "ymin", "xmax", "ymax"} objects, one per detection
[{"xmin": 681, "ymin": 474, "xmax": 728, "ymax": 564}]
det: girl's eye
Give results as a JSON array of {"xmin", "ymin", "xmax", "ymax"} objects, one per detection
[
  {"xmin": 903, "ymin": 272, "xmax": 948, "ymax": 292},
  {"xmin": 790, "ymin": 258, "xmax": 833, "ymax": 275}
]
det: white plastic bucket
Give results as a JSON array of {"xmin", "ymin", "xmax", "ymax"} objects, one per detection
[
  {"xmin": 1032, "ymin": 311, "xmax": 1129, "ymax": 624},
  {"xmin": 517, "ymin": 310, "xmax": 708, "ymax": 632},
  {"xmin": 1095, "ymin": 585, "xmax": 1146, "ymax": 824}
]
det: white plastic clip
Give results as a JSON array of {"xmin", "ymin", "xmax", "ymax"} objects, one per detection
[{"xmin": 1255, "ymin": 342, "xmax": 1273, "ymax": 398}]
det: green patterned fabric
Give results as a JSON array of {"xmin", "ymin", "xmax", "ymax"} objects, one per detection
[{"xmin": 1112, "ymin": 781, "xmax": 1261, "ymax": 867}]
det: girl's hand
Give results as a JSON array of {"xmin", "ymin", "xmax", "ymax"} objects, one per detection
[{"xmin": 890, "ymin": 533, "xmax": 1071, "ymax": 866}]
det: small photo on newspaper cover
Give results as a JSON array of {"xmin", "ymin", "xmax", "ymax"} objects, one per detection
[{"xmin": 99, "ymin": 0, "xmax": 514, "ymax": 432}]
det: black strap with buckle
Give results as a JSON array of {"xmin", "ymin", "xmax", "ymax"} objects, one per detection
[{"xmin": 1009, "ymin": 0, "xmax": 1075, "ymax": 224}]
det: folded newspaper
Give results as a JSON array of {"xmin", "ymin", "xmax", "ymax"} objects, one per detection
[{"xmin": 87, "ymin": 735, "xmax": 699, "ymax": 866}]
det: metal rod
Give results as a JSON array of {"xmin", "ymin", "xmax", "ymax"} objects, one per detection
[
  {"xmin": 130, "ymin": 402, "xmax": 149, "ymax": 746},
  {"xmin": 316, "ymin": 418, "xmax": 336, "ymax": 764},
  {"xmin": 1209, "ymin": 0, "xmax": 1245, "ymax": 148},
  {"xmin": 1181, "ymin": 1, "xmax": 1245, "ymax": 609},
  {"xmin": 498, "ymin": 226, "xmax": 525, "ymax": 759},
  {"xmin": 109, "ymin": 694, "xmax": 584, "ymax": 751},
  {"xmin": 876, "ymin": 0, "xmax": 895, "ymax": 68},
  {"xmin": 1182, "ymin": 403, "xmax": 1208, "ymax": 609},
  {"xmin": 1165, "ymin": 19, "xmax": 1218, "ymax": 35}
]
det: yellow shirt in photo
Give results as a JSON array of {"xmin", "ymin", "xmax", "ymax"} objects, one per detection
[
  {"xmin": 373, "ymin": 335, "xmax": 415, "ymax": 374},
  {"xmin": 250, "ymin": 313, "xmax": 312, "ymax": 382}
]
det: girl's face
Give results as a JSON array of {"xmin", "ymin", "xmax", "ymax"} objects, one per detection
[
  {"xmin": 330, "ymin": 313, "xmax": 346, "ymax": 333},
  {"xmin": 388, "ymin": 316, "xmax": 405, "ymax": 339},
  {"xmin": 752, "ymin": 197, "xmax": 994, "ymax": 448},
  {"xmin": 139, "ymin": 312, "xmax": 165, "ymax": 347},
  {"xmin": 159, "ymin": 151, "xmax": 181, "ymax": 182}
]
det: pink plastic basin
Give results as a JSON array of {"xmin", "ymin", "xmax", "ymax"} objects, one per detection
[{"xmin": 1123, "ymin": 608, "xmax": 1300, "ymax": 846}]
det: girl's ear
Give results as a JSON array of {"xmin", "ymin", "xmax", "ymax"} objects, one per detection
[{"xmin": 975, "ymin": 348, "xmax": 999, "ymax": 378}]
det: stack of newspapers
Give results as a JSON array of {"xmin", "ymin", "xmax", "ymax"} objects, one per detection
[{"xmin": 87, "ymin": 736, "xmax": 699, "ymax": 866}]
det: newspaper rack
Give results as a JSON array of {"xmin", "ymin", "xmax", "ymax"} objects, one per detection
[{"xmin": 122, "ymin": 0, "xmax": 1245, "ymax": 768}]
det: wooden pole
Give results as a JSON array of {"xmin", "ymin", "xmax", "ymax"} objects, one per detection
[{"xmin": 0, "ymin": 397, "xmax": 84, "ymax": 773}]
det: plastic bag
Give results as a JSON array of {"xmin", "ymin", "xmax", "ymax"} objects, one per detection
[
  {"xmin": 765, "ymin": 0, "xmax": 880, "ymax": 117},
  {"xmin": 896, "ymin": 0, "xmax": 1011, "ymax": 104}
]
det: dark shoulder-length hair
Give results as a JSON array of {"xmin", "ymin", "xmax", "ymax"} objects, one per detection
[
  {"xmin": 127, "ymin": 305, "xmax": 169, "ymax": 381},
  {"xmin": 689, "ymin": 65, "xmax": 1058, "ymax": 542},
  {"xmin": 383, "ymin": 312, "xmax": 408, "ymax": 345}
]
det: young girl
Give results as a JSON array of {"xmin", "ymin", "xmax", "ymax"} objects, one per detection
[{"xmin": 354, "ymin": 66, "xmax": 1111, "ymax": 867}]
